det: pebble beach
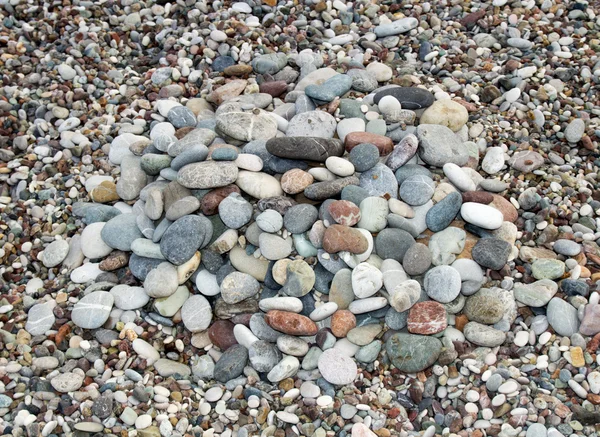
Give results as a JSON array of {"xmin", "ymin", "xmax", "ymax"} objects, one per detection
[{"xmin": 1, "ymin": 0, "xmax": 600, "ymax": 437}]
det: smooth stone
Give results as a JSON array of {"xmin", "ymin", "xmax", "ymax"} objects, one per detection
[
  {"xmin": 553, "ymin": 239, "xmax": 581, "ymax": 256},
  {"xmin": 357, "ymin": 197, "xmax": 388, "ymax": 232},
  {"xmin": 374, "ymin": 17, "xmax": 419, "ymax": 37},
  {"xmin": 42, "ymin": 239, "xmax": 70, "ymax": 268},
  {"xmin": 351, "ymin": 262, "xmax": 383, "ymax": 298},
  {"xmin": 317, "ymin": 348, "xmax": 357, "ymax": 385},
  {"xmin": 177, "ymin": 161, "xmax": 238, "ymax": 189},
  {"xmin": 359, "ymin": 163, "xmax": 398, "ymax": 198},
  {"xmin": 385, "ymin": 333, "xmax": 442, "ymax": 372},
  {"xmin": 425, "ymin": 191, "xmax": 462, "ymax": 232},
  {"xmin": 460, "ymin": 202, "xmax": 504, "ymax": 230},
  {"xmin": 181, "ymin": 294, "xmax": 212, "ymax": 332},
  {"xmin": 402, "ymin": 243, "xmax": 432, "ymax": 276},
  {"xmin": 424, "ymin": 266, "xmax": 461, "ymax": 303},
  {"xmin": 399, "ymin": 175, "xmax": 435, "ymax": 206},
  {"xmin": 154, "ymin": 359, "xmax": 191, "ymax": 377},
  {"xmin": 160, "ymin": 215, "xmax": 212, "ymax": 265},
  {"xmin": 349, "ymin": 143, "xmax": 380, "ymax": 172},
  {"xmin": 101, "ymin": 213, "xmax": 144, "ymax": 251},
  {"xmin": 111, "ymin": 285, "xmax": 150, "ymax": 310},
  {"xmin": 72, "ymin": 291, "xmax": 114, "ymax": 329},
  {"xmin": 218, "ymin": 193, "xmax": 253, "ymax": 229},
  {"xmin": 463, "ymin": 322, "xmax": 507, "ymax": 347},
  {"xmin": 416, "ymin": 124, "xmax": 468, "ymax": 167},
  {"xmin": 305, "ymin": 74, "xmax": 353, "ymax": 102},
  {"xmin": 220, "ymin": 272, "xmax": 260, "ymax": 304},
  {"xmin": 236, "ymin": 170, "xmax": 283, "ymax": 199},
  {"xmin": 375, "ymin": 228, "xmax": 415, "ymax": 262},
  {"xmin": 385, "ymin": 134, "xmax": 419, "ymax": 171},
  {"xmin": 25, "ymin": 303, "xmax": 56, "ymax": 336},
  {"xmin": 286, "ymin": 111, "xmax": 337, "ymax": 138},
  {"xmin": 144, "ymin": 262, "xmax": 178, "ymax": 298},
  {"xmin": 471, "ymin": 238, "xmax": 512, "ymax": 270},
  {"xmin": 547, "ymin": 297, "xmax": 580, "ymax": 336},
  {"xmin": 249, "ymin": 340, "xmax": 282, "ymax": 373},
  {"xmin": 266, "ymin": 137, "xmax": 344, "ymax": 162},
  {"xmin": 420, "ymin": 100, "xmax": 469, "ymax": 132},
  {"xmin": 531, "ymin": 259, "xmax": 566, "ymax": 280}
]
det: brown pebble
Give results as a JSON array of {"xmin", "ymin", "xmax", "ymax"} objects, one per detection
[
  {"xmin": 200, "ymin": 185, "xmax": 241, "ymax": 215},
  {"xmin": 344, "ymin": 132, "xmax": 393, "ymax": 156},
  {"xmin": 265, "ymin": 310, "xmax": 318, "ymax": 336},
  {"xmin": 330, "ymin": 310, "xmax": 356, "ymax": 337},
  {"xmin": 208, "ymin": 320, "xmax": 238, "ymax": 351},
  {"xmin": 322, "ymin": 224, "xmax": 368, "ymax": 254},
  {"xmin": 462, "ymin": 191, "xmax": 493, "ymax": 204},
  {"xmin": 280, "ymin": 169, "xmax": 314, "ymax": 195}
]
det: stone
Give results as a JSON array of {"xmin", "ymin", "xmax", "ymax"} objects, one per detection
[
  {"xmin": 265, "ymin": 310, "xmax": 318, "ymax": 336},
  {"xmin": 111, "ymin": 285, "xmax": 149, "ymax": 310},
  {"xmin": 349, "ymin": 143, "xmax": 380, "ymax": 172},
  {"xmin": 266, "ymin": 137, "xmax": 344, "ymax": 162},
  {"xmin": 471, "ymin": 238, "xmax": 512, "ymax": 270},
  {"xmin": 286, "ymin": 111, "xmax": 337, "ymax": 138},
  {"xmin": 416, "ymin": 124, "xmax": 469, "ymax": 167},
  {"xmin": 347, "ymin": 69, "xmax": 378, "ymax": 93},
  {"xmin": 26, "ymin": 303, "xmax": 56, "ymax": 336},
  {"xmin": 375, "ymin": 228, "xmax": 415, "ymax": 262},
  {"xmin": 426, "ymin": 191, "xmax": 462, "ymax": 232},
  {"xmin": 259, "ymin": 234, "xmax": 293, "ymax": 260},
  {"xmin": 213, "ymin": 344, "xmax": 249, "ymax": 382},
  {"xmin": 305, "ymin": 74, "xmax": 353, "ymax": 102},
  {"xmin": 51, "ymin": 372, "xmax": 84, "ymax": 393},
  {"xmin": 323, "ymin": 225, "xmax": 369, "ymax": 254},
  {"xmin": 181, "ymin": 295, "xmax": 212, "ymax": 332},
  {"xmin": 407, "ymin": 301, "xmax": 447, "ymax": 335},
  {"xmin": 305, "ymin": 176, "xmax": 360, "ymax": 200},
  {"xmin": 443, "ymin": 163, "xmax": 476, "ymax": 192},
  {"xmin": 386, "ymin": 134, "xmax": 419, "ymax": 171},
  {"xmin": 284, "ymin": 204, "xmax": 319, "ymax": 233},
  {"xmin": 463, "ymin": 322, "xmax": 506, "ymax": 347},
  {"xmin": 359, "ymin": 163, "xmax": 398, "ymax": 198},
  {"xmin": 553, "ymin": 239, "xmax": 581, "ymax": 256},
  {"xmin": 281, "ymin": 169, "xmax": 314, "ymax": 194},
  {"xmin": 144, "ymin": 262, "xmax": 179, "ymax": 298},
  {"xmin": 249, "ymin": 340, "xmax": 282, "ymax": 373},
  {"xmin": 531, "ymin": 259, "xmax": 565, "ymax": 280},
  {"xmin": 345, "ymin": 132, "xmax": 394, "ymax": 156},
  {"xmin": 42, "ymin": 240, "xmax": 70, "ymax": 268},
  {"xmin": 366, "ymin": 62, "xmax": 392, "ymax": 82},
  {"xmin": 351, "ymin": 262, "xmax": 383, "ymax": 298},
  {"xmin": 420, "ymin": 100, "xmax": 469, "ymax": 132},
  {"xmin": 464, "ymin": 289, "xmax": 505, "ymax": 324},
  {"xmin": 424, "ymin": 266, "xmax": 461, "ymax": 303},
  {"xmin": 482, "ymin": 147, "xmax": 505, "ymax": 174},
  {"xmin": 267, "ymin": 356, "xmax": 300, "ymax": 382},
  {"xmin": 460, "ymin": 202, "xmax": 504, "ymax": 230},
  {"xmin": 101, "ymin": 213, "xmax": 143, "ymax": 251},
  {"xmin": 282, "ymin": 260, "xmax": 315, "ymax": 297},
  {"xmin": 72, "ymin": 291, "xmax": 114, "ymax": 329},
  {"xmin": 564, "ymin": 119, "xmax": 585, "ymax": 143},
  {"xmin": 221, "ymin": 272, "xmax": 260, "ymax": 304},
  {"xmin": 318, "ymin": 348, "xmax": 357, "ymax": 385},
  {"xmin": 399, "ymin": 175, "xmax": 435, "ymax": 206},
  {"xmin": 329, "ymin": 200, "xmax": 361, "ymax": 226},
  {"xmin": 374, "ymin": 17, "xmax": 419, "ymax": 37},
  {"xmin": 160, "ymin": 215, "xmax": 212, "ymax": 265},
  {"xmin": 547, "ymin": 297, "xmax": 580, "ymax": 336},
  {"xmin": 508, "ymin": 151, "xmax": 544, "ymax": 173},
  {"xmin": 385, "ymin": 333, "xmax": 442, "ymax": 372},
  {"xmin": 168, "ymin": 129, "xmax": 216, "ymax": 157},
  {"xmin": 402, "ymin": 243, "xmax": 432, "ymax": 276},
  {"xmin": 218, "ymin": 193, "xmax": 253, "ymax": 229},
  {"xmin": 236, "ymin": 170, "xmax": 283, "ymax": 199},
  {"xmin": 177, "ymin": 161, "xmax": 238, "ymax": 189},
  {"xmin": 80, "ymin": 222, "xmax": 113, "ymax": 259},
  {"xmin": 331, "ymin": 310, "xmax": 357, "ymax": 337}
]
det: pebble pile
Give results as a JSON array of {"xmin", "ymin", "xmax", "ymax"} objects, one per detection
[{"xmin": 1, "ymin": 0, "xmax": 600, "ymax": 437}]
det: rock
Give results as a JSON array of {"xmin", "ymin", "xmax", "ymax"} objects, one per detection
[
  {"xmin": 153, "ymin": 359, "xmax": 191, "ymax": 377},
  {"xmin": 265, "ymin": 310, "xmax": 318, "ymax": 336},
  {"xmin": 366, "ymin": 62, "xmax": 392, "ymax": 82},
  {"xmin": 266, "ymin": 137, "xmax": 344, "ymax": 162},
  {"xmin": 26, "ymin": 303, "xmax": 56, "ymax": 336},
  {"xmin": 349, "ymin": 143, "xmax": 381, "ymax": 172},
  {"xmin": 101, "ymin": 214, "xmax": 143, "ymax": 251},
  {"xmin": 420, "ymin": 100, "xmax": 469, "ymax": 132},
  {"xmin": 482, "ymin": 147, "xmax": 505, "ymax": 174},
  {"xmin": 331, "ymin": 310, "xmax": 357, "ymax": 337},
  {"xmin": 72, "ymin": 291, "xmax": 114, "ymax": 329},
  {"xmin": 547, "ymin": 297, "xmax": 580, "ymax": 336},
  {"xmin": 514, "ymin": 279, "xmax": 558, "ymax": 307},
  {"xmin": 168, "ymin": 129, "xmax": 216, "ymax": 157},
  {"xmin": 323, "ymin": 225, "xmax": 369, "ymax": 254},
  {"xmin": 111, "ymin": 285, "xmax": 150, "ymax": 310},
  {"xmin": 375, "ymin": 228, "xmax": 415, "ymax": 262},
  {"xmin": 249, "ymin": 340, "xmax": 282, "ymax": 372},
  {"xmin": 236, "ymin": 170, "xmax": 283, "ymax": 199},
  {"xmin": 386, "ymin": 134, "xmax": 419, "ymax": 171},
  {"xmin": 531, "ymin": 259, "xmax": 565, "ymax": 280},
  {"xmin": 177, "ymin": 161, "xmax": 238, "ymax": 189},
  {"xmin": 221, "ymin": 272, "xmax": 260, "ymax": 304},
  {"xmin": 565, "ymin": 119, "xmax": 585, "ymax": 143},
  {"xmin": 553, "ymin": 239, "xmax": 581, "ymax": 256},
  {"xmin": 359, "ymin": 163, "xmax": 398, "ymax": 198},
  {"xmin": 464, "ymin": 289, "xmax": 505, "ymax": 324},
  {"xmin": 399, "ymin": 175, "xmax": 435, "ymax": 206},
  {"xmin": 80, "ymin": 222, "xmax": 113, "ymax": 259},
  {"xmin": 318, "ymin": 348, "xmax": 357, "ymax": 385},
  {"xmin": 351, "ymin": 262, "xmax": 383, "ymax": 298},
  {"xmin": 181, "ymin": 295, "xmax": 212, "ymax": 332},
  {"xmin": 281, "ymin": 169, "xmax": 314, "ymax": 194},
  {"xmin": 284, "ymin": 204, "xmax": 319, "ymax": 233},
  {"xmin": 416, "ymin": 124, "xmax": 469, "ymax": 167},
  {"xmin": 286, "ymin": 111, "xmax": 337, "ymax": 138},
  {"xmin": 463, "ymin": 322, "xmax": 506, "ymax": 347},
  {"xmin": 385, "ymin": 333, "xmax": 442, "ymax": 372},
  {"xmin": 347, "ymin": 69, "xmax": 378, "ymax": 93},
  {"xmin": 357, "ymin": 197, "xmax": 388, "ymax": 232},
  {"xmin": 267, "ymin": 356, "xmax": 300, "ymax": 382},
  {"xmin": 508, "ymin": 151, "xmax": 544, "ymax": 173},
  {"xmin": 402, "ymin": 243, "xmax": 432, "ymax": 276},
  {"xmin": 407, "ymin": 301, "xmax": 447, "ymax": 335},
  {"xmin": 426, "ymin": 191, "xmax": 462, "ymax": 232},
  {"xmin": 218, "ymin": 193, "xmax": 253, "ymax": 229},
  {"xmin": 471, "ymin": 238, "xmax": 512, "ymax": 270},
  {"xmin": 42, "ymin": 240, "xmax": 70, "ymax": 268},
  {"xmin": 305, "ymin": 176, "xmax": 360, "ymax": 200},
  {"xmin": 345, "ymin": 132, "xmax": 394, "ymax": 156},
  {"xmin": 160, "ymin": 215, "xmax": 212, "ymax": 265},
  {"xmin": 214, "ymin": 345, "xmax": 248, "ymax": 382},
  {"xmin": 305, "ymin": 74, "xmax": 353, "ymax": 102},
  {"xmin": 51, "ymin": 372, "xmax": 84, "ymax": 393},
  {"xmin": 374, "ymin": 17, "xmax": 419, "ymax": 37},
  {"xmin": 460, "ymin": 202, "xmax": 504, "ymax": 230},
  {"xmin": 329, "ymin": 200, "xmax": 361, "ymax": 226},
  {"xmin": 424, "ymin": 266, "xmax": 461, "ymax": 303}
]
